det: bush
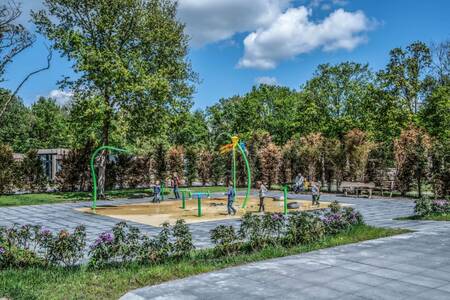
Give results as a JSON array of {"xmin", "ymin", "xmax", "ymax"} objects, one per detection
[
  {"xmin": 342, "ymin": 207, "xmax": 364, "ymax": 225},
  {"xmin": 431, "ymin": 199, "xmax": 449, "ymax": 214},
  {"xmin": 329, "ymin": 200, "xmax": 341, "ymax": 213},
  {"xmin": 210, "ymin": 225, "xmax": 240, "ymax": 256},
  {"xmin": 89, "ymin": 222, "xmax": 141, "ymax": 267},
  {"xmin": 0, "ymin": 144, "xmax": 15, "ymax": 193},
  {"xmin": 47, "ymin": 226, "xmax": 86, "ymax": 266},
  {"xmin": 414, "ymin": 197, "xmax": 432, "ymax": 216},
  {"xmin": 139, "ymin": 222, "xmax": 172, "ymax": 264},
  {"xmin": 172, "ymin": 219, "xmax": 194, "ymax": 259},
  {"xmin": 238, "ymin": 212, "xmax": 285, "ymax": 250},
  {"xmin": 285, "ymin": 212, "xmax": 324, "ymax": 245},
  {"xmin": 19, "ymin": 150, "xmax": 48, "ymax": 192}
]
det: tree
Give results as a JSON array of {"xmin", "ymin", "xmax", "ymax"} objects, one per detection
[
  {"xmin": 419, "ymin": 85, "xmax": 450, "ymax": 142},
  {"xmin": 197, "ymin": 149, "xmax": 213, "ymax": 186},
  {"xmin": 19, "ymin": 149, "xmax": 47, "ymax": 192},
  {"xmin": 185, "ymin": 147, "xmax": 198, "ymax": 186},
  {"xmin": 0, "ymin": 88, "xmax": 31, "ymax": 152},
  {"xmin": 430, "ymin": 40, "xmax": 450, "ymax": 85},
  {"xmin": 166, "ymin": 146, "xmax": 184, "ymax": 179},
  {"xmin": 394, "ymin": 125, "xmax": 431, "ymax": 197},
  {"xmin": 28, "ymin": 97, "xmax": 68, "ymax": 149},
  {"xmin": 56, "ymin": 141, "xmax": 94, "ymax": 192},
  {"xmin": 298, "ymin": 133, "xmax": 323, "ymax": 181},
  {"xmin": 152, "ymin": 143, "xmax": 168, "ymax": 183},
  {"xmin": 0, "ymin": 144, "xmax": 15, "ymax": 193},
  {"xmin": 303, "ymin": 62, "xmax": 373, "ymax": 138},
  {"xmin": 33, "ymin": 0, "xmax": 196, "ymax": 197},
  {"xmin": 429, "ymin": 140, "xmax": 450, "ymax": 198},
  {"xmin": 378, "ymin": 41, "xmax": 433, "ymax": 114},
  {"xmin": 0, "ymin": 1, "xmax": 51, "ymax": 120},
  {"xmin": 343, "ymin": 129, "xmax": 374, "ymax": 182},
  {"xmin": 258, "ymin": 142, "xmax": 281, "ymax": 189}
]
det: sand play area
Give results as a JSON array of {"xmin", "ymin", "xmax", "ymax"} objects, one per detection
[{"xmin": 77, "ymin": 196, "xmax": 335, "ymax": 227}]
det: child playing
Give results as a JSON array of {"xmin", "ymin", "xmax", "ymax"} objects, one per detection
[
  {"xmin": 153, "ymin": 181, "xmax": 161, "ymax": 203},
  {"xmin": 258, "ymin": 181, "xmax": 268, "ymax": 212},
  {"xmin": 226, "ymin": 182, "xmax": 236, "ymax": 215},
  {"xmin": 311, "ymin": 182, "xmax": 320, "ymax": 206}
]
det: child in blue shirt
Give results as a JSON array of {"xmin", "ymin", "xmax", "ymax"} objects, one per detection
[{"xmin": 153, "ymin": 181, "xmax": 161, "ymax": 203}]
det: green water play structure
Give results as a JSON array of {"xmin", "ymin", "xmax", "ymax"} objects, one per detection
[
  {"xmin": 90, "ymin": 145, "xmax": 131, "ymax": 212},
  {"xmin": 219, "ymin": 134, "xmax": 252, "ymax": 209}
]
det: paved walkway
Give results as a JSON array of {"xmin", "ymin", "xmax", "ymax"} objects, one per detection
[
  {"xmin": 2, "ymin": 193, "xmax": 450, "ymax": 299},
  {"xmin": 119, "ymin": 195, "xmax": 450, "ymax": 300}
]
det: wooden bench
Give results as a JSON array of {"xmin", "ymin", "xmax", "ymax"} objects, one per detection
[
  {"xmin": 374, "ymin": 180, "xmax": 395, "ymax": 197},
  {"xmin": 340, "ymin": 181, "xmax": 375, "ymax": 198}
]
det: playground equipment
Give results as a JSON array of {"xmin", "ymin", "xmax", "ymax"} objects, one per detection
[
  {"xmin": 90, "ymin": 145, "xmax": 131, "ymax": 212},
  {"xmin": 219, "ymin": 135, "xmax": 252, "ymax": 208}
]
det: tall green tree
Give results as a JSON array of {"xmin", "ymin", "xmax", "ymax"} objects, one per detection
[
  {"xmin": 303, "ymin": 62, "xmax": 373, "ymax": 138},
  {"xmin": 28, "ymin": 97, "xmax": 68, "ymax": 149},
  {"xmin": 419, "ymin": 85, "xmax": 450, "ymax": 142},
  {"xmin": 378, "ymin": 41, "xmax": 433, "ymax": 114},
  {"xmin": 0, "ymin": 88, "xmax": 31, "ymax": 152},
  {"xmin": 33, "ymin": 0, "xmax": 196, "ymax": 196}
]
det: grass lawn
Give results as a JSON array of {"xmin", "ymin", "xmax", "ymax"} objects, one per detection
[
  {"xmin": 0, "ymin": 225, "xmax": 410, "ymax": 299},
  {"xmin": 395, "ymin": 213, "xmax": 450, "ymax": 221},
  {"xmin": 0, "ymin": 186, "xmax": 245, "ymax": 207}
]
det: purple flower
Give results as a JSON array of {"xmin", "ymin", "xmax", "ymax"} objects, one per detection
[
  {"xmin": 271, "ymin": 213, "xmax": 284, "ymax": 222},
  {"xmin": 100, "ymin": 232, "xmax": 113, "ymax": 243},
  {"xmin": 0, "ymin": 246, "xmax": 5, "ymax": 255},
  {"xmin": 40, "ymin": 228, "xmax": 52, "ymax": 236}
]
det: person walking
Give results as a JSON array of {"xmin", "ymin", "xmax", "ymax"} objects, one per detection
[
  {"xmin": 172, "ymin": 174, "xmax": 180, "ymax": 200},
  {"xmin": 311, "ymin": 182, "xmax": 320, "ymax": 206},
  {"xmin": 258, "ymin": 181, "xmax": 268, "ymax": 212},
  {"xmin": 226, "ymin": 182, "xmax": 237, "ymax": 215}
]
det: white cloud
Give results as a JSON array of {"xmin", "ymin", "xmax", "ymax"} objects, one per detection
[
  {"xmin": 48, "ymin": 90, "xmax": 73, "ymax": 106},
  {"xmin": 238, "ymin": 7, "xmax": 375, "ymax": 69},
  {"xmin": 178, "ymin": 0, "xmax": 292, "ymax": 47},
  {"xmin": 255, "ymin": 76, "xmax": 278, "ymax": 85}
]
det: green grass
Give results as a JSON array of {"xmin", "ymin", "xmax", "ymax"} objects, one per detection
[
  {"xmin": 0, "ymin": 188, "xmax": 155, "ymax": 207},
  {"xmin": 0, "ymin": 186, "xmax": 248, "ymax": 207},
  {"xmin": 395, "ymin": 213, "xmax": 450, "ymax": 221},
  {"xmin": 0, "ymin": 225, "xmax": 410, "ymax": 299}
]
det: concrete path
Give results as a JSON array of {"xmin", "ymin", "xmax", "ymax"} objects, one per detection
[
  {"xmin": 2, "ymin": 192, "xmax": 450, "ymax": 299},
  {"xmin": 119, "ymin": 195, "xmax": 450, "ymax": 300}
]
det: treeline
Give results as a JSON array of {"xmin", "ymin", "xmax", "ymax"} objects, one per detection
[{"xmin": 0, "ymin": 40, "xmax": 449, "ymax": 196}]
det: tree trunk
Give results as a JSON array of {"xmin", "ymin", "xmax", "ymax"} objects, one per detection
[
  {"xmin": 97, "ymin": 97, "xmax": 112, "ymax": 199},
  {"xmin": 417, "ymin": 176, "xmax": 422, "ymax": 198}
]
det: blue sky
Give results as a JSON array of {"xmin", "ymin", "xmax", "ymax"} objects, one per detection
[{"xmin": 3, "ymin": 0, "xmax": 450, "ymax": 109}]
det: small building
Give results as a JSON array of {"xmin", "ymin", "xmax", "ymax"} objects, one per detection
[{"xmin": 13, "ymin": 148, "xmax": 69, "ymax": 181}]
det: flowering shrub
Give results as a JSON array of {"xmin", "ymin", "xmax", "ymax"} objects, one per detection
[
  {"xmin": 342, "ymin": 207, "xmax": 364, "ymax": 225},
  {"xmin": 285, "ymin": 212, "xmax": 324, "ymax": 245},
  {"xmin": 321, "ymin": 213, "xmax": 349, "ymax": 235},
  {"xmin": 47, "ymin": 226, "xmax": 86, "ymax": 266},
  {"xmin": 431, "ymin": 200, "xmax": 449, "ymax": 214},
  {"xmin": 239, "ymin": 212, "xmax": 286, "ymax": 250}
]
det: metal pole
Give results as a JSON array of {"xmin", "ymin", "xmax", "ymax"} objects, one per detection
[
  {"xmin": 238, "ymin": 143, "xmax": 252, "ymax": 209},
  {"xmin": 197, "ymin": 194, "xmax": 202, "ymax": 217},
  {"xmin": 182, "ymin": 191, "xmax": 186, "ymax": 209}
]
